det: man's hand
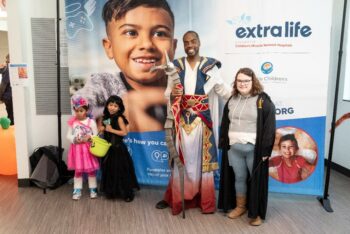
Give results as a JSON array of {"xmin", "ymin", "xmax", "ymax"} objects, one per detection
[{"xmin": 171, "ymin": 86, "xmax": 183, "ymax": 96}]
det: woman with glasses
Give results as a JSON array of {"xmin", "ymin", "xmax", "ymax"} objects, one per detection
[{"xmin": 217, "ymin": 67, "xmax": 276, "ymax": 226}]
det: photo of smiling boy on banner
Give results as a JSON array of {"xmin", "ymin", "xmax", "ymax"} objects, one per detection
[{"xmin": 70, "ymin": 0, "xmax": 177, "ymax": 133}]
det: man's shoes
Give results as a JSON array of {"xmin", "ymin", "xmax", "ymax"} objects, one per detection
[{"xmin": 155, "ymin": 200, "xmax": 169, "ymax": 209}]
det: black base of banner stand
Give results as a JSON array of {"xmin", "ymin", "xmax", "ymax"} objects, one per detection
[{"xmin": 317, "ymin": 197, "xmax": 333, "ymax": 213}]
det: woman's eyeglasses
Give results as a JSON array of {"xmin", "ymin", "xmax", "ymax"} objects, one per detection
[{"xmin": 236, "ymin": 79, "xmax": 252, "ymax": 84}]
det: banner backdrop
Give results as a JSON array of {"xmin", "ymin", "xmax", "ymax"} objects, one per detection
[{"xmin": 64, "ymin": 0, "xmax": 332, "ymax": 195}]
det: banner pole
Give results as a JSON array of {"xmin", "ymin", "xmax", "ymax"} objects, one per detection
[
  {"xmin": 317, "ymin": 0, "xmax": 348, "ymax": 213},
  {"xmin": 56, "ymin": 0, "xmax": 63, "ymax": 160}
]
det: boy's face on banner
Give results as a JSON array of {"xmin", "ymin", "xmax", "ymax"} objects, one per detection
[
  {"xmin": 280, "ymin": 140, "xmax": 297, "ymax": 159},
  {"xmin": 103, "ymin": 6, "xmax": 177, "ymax": 87}
]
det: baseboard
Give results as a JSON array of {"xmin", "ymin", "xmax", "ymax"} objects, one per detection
[
  {"xmin": 325, "ymin": 159, "xmax": 350, "ymax": 177},
  {"xmin": 17, "ymin": 179, "xmax": 31, "ymax": 187}
]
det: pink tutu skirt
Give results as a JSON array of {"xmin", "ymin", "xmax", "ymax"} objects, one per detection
[{"xmin": 67, "ymin": 142, "xmax": 99, "ymax": 173}]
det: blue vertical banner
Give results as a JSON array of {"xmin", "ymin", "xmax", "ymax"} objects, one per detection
[{"xmin": 125, "ymin": 132, "xmax": 171, "ymax": 186}]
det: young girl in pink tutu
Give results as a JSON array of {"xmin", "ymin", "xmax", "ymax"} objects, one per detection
[{"xmin": 66, "ymin": 96, "xmax": 99, "ymax": 200}]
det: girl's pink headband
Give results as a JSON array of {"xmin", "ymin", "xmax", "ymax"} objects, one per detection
[{"xmin": 71, "ymin": 96, "xmax": 89, "ymax": 109}]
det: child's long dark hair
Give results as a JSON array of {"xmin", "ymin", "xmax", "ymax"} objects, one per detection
[{"xmin": 103, "ymin": 95, "xmax": 129, "ymax": 125}]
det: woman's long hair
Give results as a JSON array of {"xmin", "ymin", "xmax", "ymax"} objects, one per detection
[{"xmin": 232, "ymin": 67, "xmax": 263, "ymax": 96}]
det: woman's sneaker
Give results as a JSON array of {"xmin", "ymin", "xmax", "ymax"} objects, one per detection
[
  {"xmin": 90, "ymin": 188, "xmax": 98, "ymax": 199},
  {"xmin": 72, "ymin": 189, "xmax": 82, "ymax": 200}
]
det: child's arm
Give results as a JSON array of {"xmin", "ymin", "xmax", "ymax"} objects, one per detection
[
  {"xmin": 105, "ymin": 116, "xmax": 128, "ymax": 136},
  {"xmin": 96, "ymin": 117, "xmax": 105, "ymax": 133},
  {"xmin": 90, "ymin": 119, "xmax": 98, "ymax": 136},
  {"xmin": 66, "ymin": 126, "xmax": 75, "ymax": 143}
]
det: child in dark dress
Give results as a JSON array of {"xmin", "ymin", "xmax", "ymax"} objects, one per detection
[{"xmin": 100, "ymin": 95, "xmax": 139, "ymax": 201}]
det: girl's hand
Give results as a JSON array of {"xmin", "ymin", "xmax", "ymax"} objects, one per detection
[
  {"xmin": 105, "ymin": 124, "xmax": 113, "ymax": 133},
  {"xmin": 82, "ymin": 135, "xmax": 91, "ymax": 142},
  {"xmin": 74, "ymin": 137, "xmax": 83, "ymax": 144},
  {"xmin": 98, "ymin": 125, "xmax": 105, "ymax": 132}
]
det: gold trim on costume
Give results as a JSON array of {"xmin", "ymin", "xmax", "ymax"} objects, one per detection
[
  {"xmin": 202, "ymin": 124, "xmax": 216, "ymax": 172},
  {"xmin": 179, "ymin": 115, "xmax": 218, "ymax": 172},
  {"xmin": 199, "ymin": 57, "xmax": 208, "ymax": 70},
  {"xmin": 181, "ymin": 95, "xmax": 209, "ymax": 111},
  {"xmin": 187, "ymin": 99, "xmax": 196, "ymax": 107},
  {"xmin": 177, "ymin": 58, "xmax": 184, "ymax": 70},
  {"xmin": 202, "ymin": 162, "xmax": 219, "ymax": 172},
  {"xmin": 180, "ymin": 116, "xmax": 202, "ymax": 135}
]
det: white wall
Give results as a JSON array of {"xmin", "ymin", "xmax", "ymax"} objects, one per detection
[
  {"xmin": 326, "ymin": 0, "xmax": 350, "ymax": 170},
  {"xmin": 0, "ymin": 6, "xmax": 7, "ymax": 31},
  {"xmin": 7, "ymin": 0, "xmax": 70, "ymax": 179}
]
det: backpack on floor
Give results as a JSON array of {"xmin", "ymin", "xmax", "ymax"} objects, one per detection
[{"xmin": 29, "ymin": 145, "xmax": 73, "ymax": 192}]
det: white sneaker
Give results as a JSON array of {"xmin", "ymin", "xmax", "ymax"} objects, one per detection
[
  {"xmin": 72, "ymin": 189, "xmax": 82, "ymax": 200},
  {"xmin": 90, "ymin": 188, "xmax": 98, "ymax": 199}
]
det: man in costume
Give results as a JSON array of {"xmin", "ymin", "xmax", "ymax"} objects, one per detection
[{"xmin": 156, "ymin": 31, "xmax": 231, "ymax": 215}]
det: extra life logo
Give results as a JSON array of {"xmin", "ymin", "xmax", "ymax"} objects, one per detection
[
  {"xmin": 235, "ymin": 21, "xmax": 312, "ymax": 38},
  {"xmin": 226, "ymin": 15, "xmax": 313, "ymax": 49}
]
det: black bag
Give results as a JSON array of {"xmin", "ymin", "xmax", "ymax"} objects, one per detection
[{"xmin": 29, "ymin": 146, "xmax": 73, "ymax": 191}]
